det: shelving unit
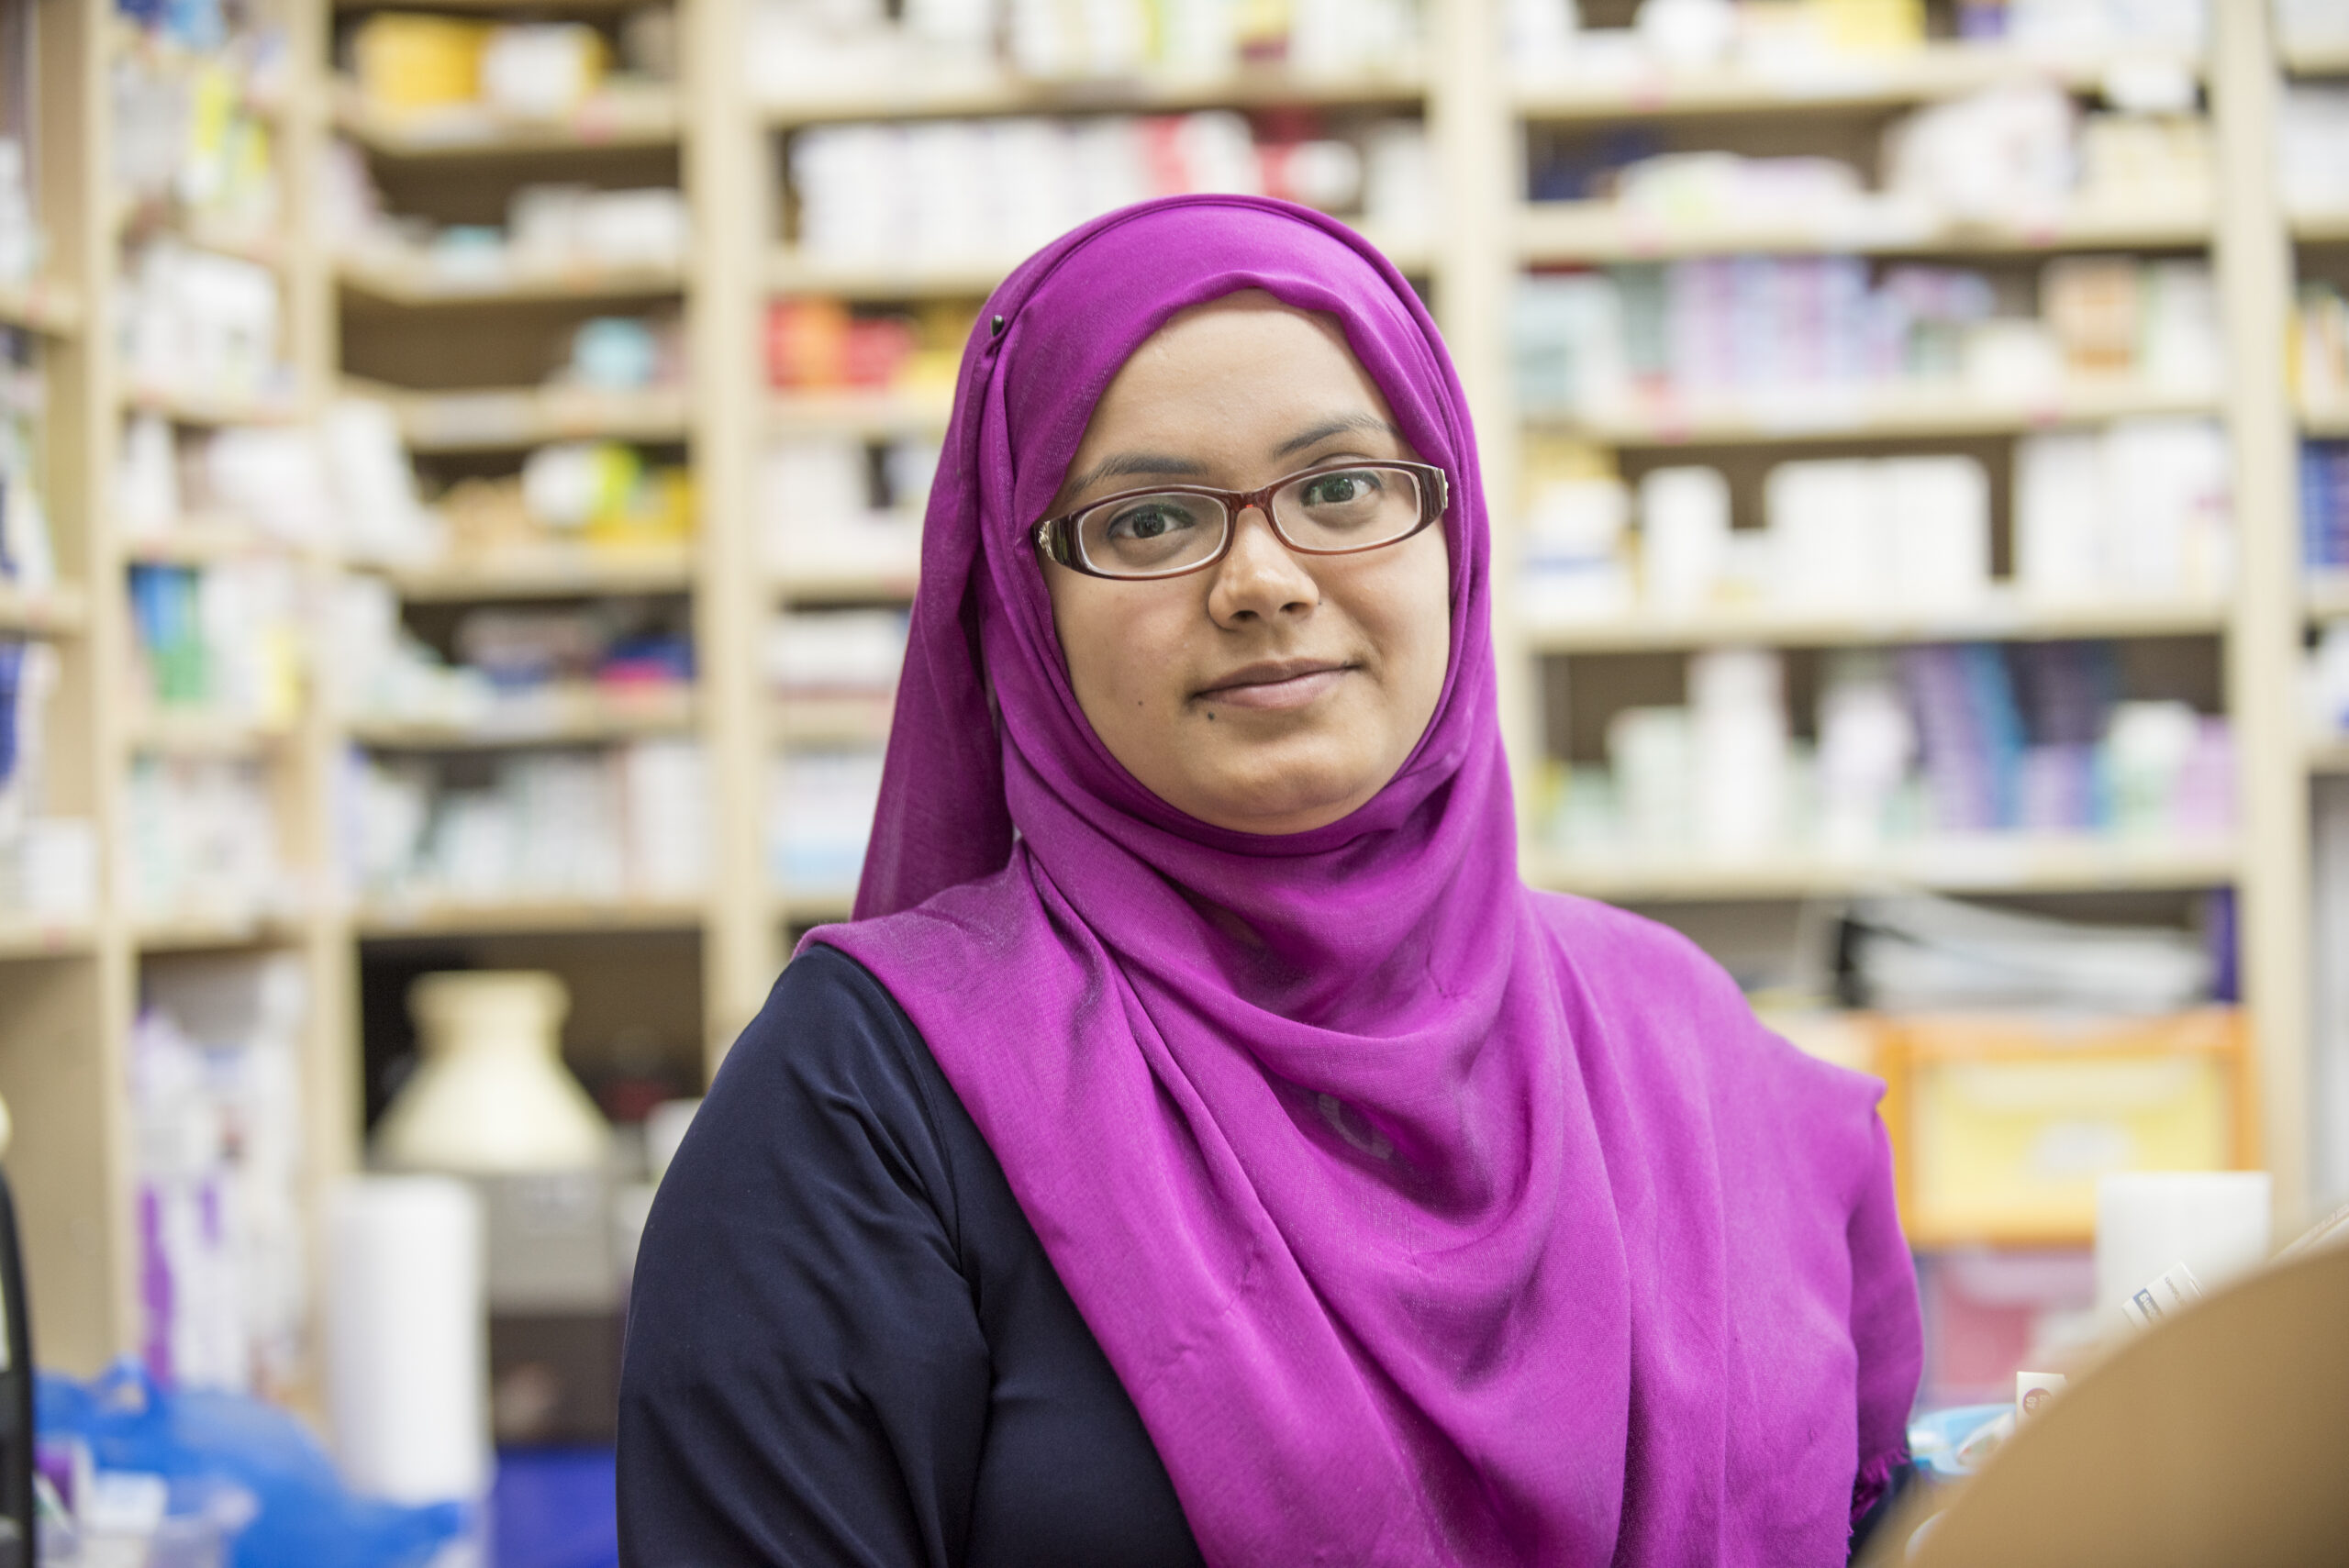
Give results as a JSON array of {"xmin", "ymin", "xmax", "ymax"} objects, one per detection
[{"xmin": 1, "ymin": 0, "xmax": 2337, "ymax": 1387}]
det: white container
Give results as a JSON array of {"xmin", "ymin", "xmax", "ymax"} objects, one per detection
[
  {"xmin": 2095, "ymin": 1170, "xmax": 2273, "ymax": 1329},
  {"xmin": 375, "ymin": 972, "xmax": 609, "ymax": 1174}
]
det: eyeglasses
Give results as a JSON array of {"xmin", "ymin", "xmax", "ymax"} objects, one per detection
[{"xmin": 1033, "ymin": 459, "xmax": 1450, "ymax": 582}]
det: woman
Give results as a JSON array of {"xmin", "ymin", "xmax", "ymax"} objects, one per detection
[{"xmin": 619, "ymin": 195, "xmax": 1920, "ymax": 1567}]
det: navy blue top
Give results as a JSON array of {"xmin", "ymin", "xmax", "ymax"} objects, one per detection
[{"xmin": 617, "ymin": 945, "xmax": 1207, "ymax": 1568}]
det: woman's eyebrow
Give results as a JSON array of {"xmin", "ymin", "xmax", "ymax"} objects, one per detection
[
  {"xmin": 1270, "ymin": 414, "xmax": 1402, "ymax": 460},
  {"xmin": 1063, "ymin": 451, "xmax": 1209, "ymax": 498}
]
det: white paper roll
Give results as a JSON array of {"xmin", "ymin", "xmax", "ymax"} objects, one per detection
[
  {"xmin": 2095, "ymin": 1171, "xmax": 2273, "ymax": 1328},
  {"xmin": 326, "ymin": 1176, "xmax": 490, "ymax": 1504}
]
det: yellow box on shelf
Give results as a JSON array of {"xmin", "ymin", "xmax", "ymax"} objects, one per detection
[{"xmin": 1879, "ymin": 1009, "xmax": 2254, "ymax": 1249}]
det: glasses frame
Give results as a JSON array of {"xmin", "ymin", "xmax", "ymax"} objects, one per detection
[{"xmin": 1032, "ymin": 458, "xmax": 1451, "ymax": 582}]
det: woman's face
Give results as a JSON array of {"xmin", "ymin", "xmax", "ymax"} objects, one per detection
[{"xmin": 1041, "ymin": 292, "xmax": 1452, "ymax": 836}]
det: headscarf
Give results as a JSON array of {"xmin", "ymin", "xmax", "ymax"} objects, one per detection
[{"xmin": 809, "ymin": 195, "xmax": 1919, "ymax": 1566}]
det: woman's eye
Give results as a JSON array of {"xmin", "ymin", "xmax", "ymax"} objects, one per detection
[
  {"xmin": 1303, "ymin": 471, "xmax": 1380, "ymax": 506},
  {"xmin": 1105, "ymin": 503, "xmax": 1197, "ymax": 541}
]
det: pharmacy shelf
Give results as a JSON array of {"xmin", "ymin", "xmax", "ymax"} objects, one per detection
[
  {"xmin": 771, "ymin": 228, "xmax": 1432, "ymax": 299},
  {"xmin": 125, "ymin": 712, "xmax": 296, "ymax": 757},
  {"xmin": 374, "ymin": 546, "xmax": 696, "ymax": 602},
  {"xmin": 339, "ymin": 253, "xmax": 686, "ymax": 307},
  {"xmin": 2311, "ymin": 740, "xmax": 2349, "ymax": 776},
  {"xmin": 1529, "ymin": 597, "xmax": 2229, "ymax": 655},
  {"xmin": 1514, "ymin": 44, "xmax": 2202, "ymax": 122},
  {"xmin": 759, "ymin": 65, "xmax": 1428, "ymax": 126},
  {"xmin": 768, "ymin": 389, "xmax": 954, "ymax": 434},
  {"xmin": 0, "ymin": 277, "xmax": 83, "ymax": 335},
  {"xmin": 1523, "ymin": 838, "xmax": 2240, "ymax": 903},
  {"xmin": 773, "ymin": 562, "xmax": 923, "ymax": 605},
  {"xmin": 354, "ymin": 897, "xmax": 707, "ymax": 938},
  {"xmin": 121, "ymin": 383, "xmax": 303, "ymax": 428},
  {"xmin": 348, "ymin": 688, "xmax": 698, "ymax": 751},
  {"xmin": 0, "ymin": 917, "xmax": 98, "ymax": 962},
  {"xmin": 773, "ymin": 694, "xmax": 895, "ymax": 746},
  {"xmin": 2309, "ymin": 573, "xmax": 2349, "ymax": 622},
  {"xmin": 2282, "ymin": 43, "xmax": 2349, "ymax": 75},
  {"xmin": 133, "ymin": 911, "xmax": 308, "ymax": 953},
  {"xmin": 774, "ymin": 890, "xmax": 856, "ymax": 927},
  {"xmin": 358, "ymin": 381, "xmax": 692, "ymax": 452},
  {"xmin": 2288, "ymin": 209, "xmax": 2349, "ymax": 245},
  {"xmin": 1519, "ymin": 198, "xmax": 2211, "ymax": 264},
  {"xmin": 2307, "ymin": 402, "xmax": 2349, "ymax": 439},
  {"xmin": 122, "ymin": 518, "xmax": 310, "ymax": 566},
  {"xmin": 118, "ymin": 203, "xmax": 294, "ymax": 274},
  {"xmin": 330, "ymin": 0, "xmax": 644, "ymax": 8},
  {"xmin": 331, "ymin": 81, "xmax": 682, "ymax": 157},
  {"xmin": 1545, "ymin": 379, "xmax": 2218, "ymax": 448},
  {"xmin": 0, "ymin": 583, "xmax": 91, "ymax": 636}
]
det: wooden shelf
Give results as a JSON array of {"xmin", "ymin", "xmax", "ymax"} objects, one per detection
[
  {"xmin": 2281, "ymin": 43, "xmax": 2349, "ymax": 75},
  {"xmin": 1515, "ymin": 44, "xmax": 2202, "ymax": 121},
  {"xmin": 767, "ymin": 389, "xmax": 953, "ymax": 434},
  {"xmin": 774, "ymin": 891, "xmax": 855, "ymax": 927},
  {"xmin": 134, "ymin": 910, "xmax": 308, "ymax": 952},
  {"xmin": 2311, "ymin": 740, "xmax": 2349, "ymax": 775},
  {"xmin": 361, "ymin": 381, "xmax": 691, "ymax": 452},
  {"xmin": 0, "ymin": 917, "xmax": 98, "ymax": 961},
  {"xmin": 1520, "ymin": 197, "xmax": 2210, "ymax": 264},
  {"xmin": 339, "ymin": 252, "xmax": 687, "ymax": 307},
  {"xmin": 0, "ymin": 276, "xmax": 83, "ymax": 335},
  {"xmin": 1545, "ymin": 379, "xmax": 2219, "ymax": 447},
  {"xmin": 373, "ymin": 546, "xmax": 696, "ymax": 601},
  {"xmin": 2288, "ymin": 208, "xmax": 2349, "ymax": 245},
  {"xmin": 773, "ymin": 694, "xmax": 895, "ymax": 746},
  {"xmin": 773, "ymin": 563, "xmax": 923, "ymax": 605},
  {"xmin": 122, "ymin": 384, "xmax": 302, "ymax": 427},
  {"xmin": 349, "ymin": 687, "xmax": 698, "ymax": 750},
  {"xmin": 2306, "ymin": 401, "xmax": 2349, "ymax": 439},
  {"xmin": 122, "ymin": 517, "xmax": 310, "ymax": 566},
  {"xmin": 1530, "ymin": 596, "xmax": 2228, "ymax": 654},
  {"xmin": 2309, "ymin": 572, "xmax": 2349, "ymax": 621},
  {"xmin": 332, "ymin": 80, "xmax": 682, "ymax": 157},
  {"xmin": 1524, "ymin": 838, "xmax": 2240, "ymax": 902},
  {"xmin": 355, "ymin": 897, "xmax": 706, "ymax": 938},
  {"xmin": 760, "ymin": 65, "xmax": 1427, "ymax": 125},
  {"xmin": 771, "ymin": 227, "xmax": 1431, "ymax": 299},
  {"xmin": 0, "ymin": 583, "xmax": 90, "ymax": 636},
  {"xmin": 126, "ymin": 712, "xmax": 295, "ymax": 757}
]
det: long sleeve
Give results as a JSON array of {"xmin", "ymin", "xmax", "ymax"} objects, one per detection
[{"xmin": 617, "ymin": 951, "xmax": 992, "ymax": 1568}]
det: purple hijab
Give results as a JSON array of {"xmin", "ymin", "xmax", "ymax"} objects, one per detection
[{"xmin": 809, "ymin": 195, "xmax": 1919, "ymax": 1566}]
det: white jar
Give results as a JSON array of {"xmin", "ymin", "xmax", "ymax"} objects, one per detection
[{"xmin": 375, "ymin": 972, "xmax": 610, "ymax": 1174}]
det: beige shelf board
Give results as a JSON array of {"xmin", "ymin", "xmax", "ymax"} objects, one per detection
[
  {"xmin": 770, "ymin": 227, "xmax": 1429, "ymax": 301},
  {"xmin": 355, "ymin": 897, "xmax": 706, "ymax": 938},
  {"xmin": 331, "ymin": 80, "xmax": 682, "ymax": 157},
  {"xmin": 2311, "ymin": 740, "xmax": 2349, "ymax": 775},
  {"xmin": 773, "ymin": 563, "xmax": 923, "ymax": 605},
  {"xmin": 374, "ymin": 546, "xmax": 696, "ymax": 601},
  {"xmin": 2306, "ymin": 401, "xmax": 2349, "ymax": 439},
  {"xmin": 2308, "ymin": 573, "xmax": 2349, "ymax": 622},
  {"xmin": 1544, "ymin": 379, "xmax": 2219, "ymax": 447},
  {"xmin": 774, "ymin": 890, "xmax": 855, "ymax": 927},
  {"xmin": 123, "ymin": 383, "xmax": 303, "ymax": 428},
  {"xmin": 339, "ymin": 253, "xmax": 687, "ymax": 307},
  {"xmin": 1529, "ymin": 597, "xmax": 2229, "ymax": 654},
  {"xmin": 759, "ymin": 64, "xmax": 1427, "ymax": 126},
  {"xmin": 2281, "ymin": 42, "xmax": 2349, "ymax": 75},
  {"xmin": 122, "ymin": 517, "xmax": 311, "ymax": 566},
  {"xmin": 1520, "ymin": 197, "xmax": 2211, "ymax": 264},
  {"xmin": 0, "ymin": 917, "xmax": 98, "ymax": 961},
  {"xmin": 359, "ymin": 381, "xmax": 692, "ymax": 452},
  {"xmin": 768, "ymin": 388, "xmax": 954, "ymax": 434},
  {"xmin": 0, "ymin": 276, "xmax": 83, "ymax": 335},
  {"xmin": 350, "ymin": 689, "xmax": 698, "ymax": 751},
  {"xmin": 774, "ymin": 694, "xmax": 895, "ymax": 746},
  {"xmin": 127, "ymin": 712, "xmax": 296, "ymax": 757},
  {"xmin": 1523, "ymin": 837, "xmax": 2240, "ymax": 902},
  {"xmin": 2288, "ymin": 208, "xmax": 2349, "ymax": 244},
  {"xmin": 0, "ymin": 583, "xmax": 90, "ymax": 636},
  {"xmin": 1515, "ymin": 43, "xmax": 2202, "ymax": 121},
  {"xmin": 134, "ymin": 910, "xmax": 307, "ymax": 952}
]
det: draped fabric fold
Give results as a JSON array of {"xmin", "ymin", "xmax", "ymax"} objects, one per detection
[{"xmin": 810, "ymin": 195, "xmax": 1919, "ymax": 1567}]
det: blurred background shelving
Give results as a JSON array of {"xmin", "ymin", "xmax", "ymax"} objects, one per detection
[{"xmin": 4, "ymin": 0, "xmax": 2348, "ymax": 1541}]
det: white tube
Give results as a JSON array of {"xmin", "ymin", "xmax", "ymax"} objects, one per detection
[
  {"xmin": 326, "ymin": 1176, "xmax": 490, "ymax": 1504},
  {"xmin": 2094, "ymin": 1170, "xmax": 2272, "ymax": 1329}
]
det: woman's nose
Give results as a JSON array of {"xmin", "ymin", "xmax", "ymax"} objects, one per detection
[{"xmin": 1207, "ymin": 505, "xmax": 1320, "ymax": 626}]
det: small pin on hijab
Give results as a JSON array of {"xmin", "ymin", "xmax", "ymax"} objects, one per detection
[{"xmin": 990, "ymin": 314, "xmax": 1007, "ymax": 337}]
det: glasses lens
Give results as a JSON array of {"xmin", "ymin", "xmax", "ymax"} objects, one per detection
[
  {"xmin": 1275, "ymin": 466, "xmax": 1423, "ymax": 550},
  {"xmin": 1076, "ymin": 493, "xmax": 1230, "ymax": 577}
]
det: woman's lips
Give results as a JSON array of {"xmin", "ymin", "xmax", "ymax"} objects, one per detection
[{"xmin": 1197, "ymin": 664, "xmax": 1350, "ymax": 711}]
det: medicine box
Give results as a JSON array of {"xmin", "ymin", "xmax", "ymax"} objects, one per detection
[{"xmin": 1876, "ymin": 1008, "xmax": 2253, "ymax": 1248}]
